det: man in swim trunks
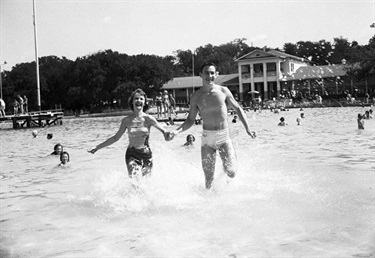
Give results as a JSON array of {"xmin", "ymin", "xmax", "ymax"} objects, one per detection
[
  {"xmin": 89, "ymin": 88, "xmax": 169, "ymax": 177},
  {"xmin": 155, "ymin": 92, "xmax": 163, "ymax": 118},
  {"xmin": 167, "ymin": 62, "xmax": 256, "ymax": 189}
]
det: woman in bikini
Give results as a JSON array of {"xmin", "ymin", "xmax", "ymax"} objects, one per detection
[
  {"xmin": 162, "ymin": 90, "xmax": 170, "ymax": 118},
  {"xmin": 154, "ymin": 92, "xmax": 163, "ymax": 119},
  {"xmin": 88, "ymin": 88, "xmax": 170, "ymax": 177}
]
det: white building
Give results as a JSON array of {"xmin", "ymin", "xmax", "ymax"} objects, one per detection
[{"xmin": 162, "ymin": 49, "xmax": 357, "ymax": 105}]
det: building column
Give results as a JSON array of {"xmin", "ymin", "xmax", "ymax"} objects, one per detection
[
  {"xmin": 263, "ymin": 62, "xmax": 268, "ymax": 100},
  {"xmin": 250, "ymin": 64, "xmax": 255, "ymax": 100},
  {"xmin": 238, "ymin": 65, "xmax": 243, "ymax": 101},
  {"xmin": 276, "ymin": 61, "xmax": 281, "ymax": 98}
]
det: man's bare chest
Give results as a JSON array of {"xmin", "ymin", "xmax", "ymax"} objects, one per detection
[{"xmin": 197, "ymin": 91, "xmax": 226, "ymax": 112}]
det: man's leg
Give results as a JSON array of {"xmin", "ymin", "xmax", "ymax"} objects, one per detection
[
  {"xmin": 201, "ymin": 145, "xmax": 217, "ymax": 189},
  {"xmin": 218, "ymin": 142, "xmax": 237, "ymax": 178}
]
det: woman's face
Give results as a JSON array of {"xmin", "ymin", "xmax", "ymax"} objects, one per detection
[
  {"xmin": 61, "ymin": 153, "xmax": 69, "ymax": 164},
  {"xmin": 133, "ymin": 93, "xmax": 145, "ymax": 110}
]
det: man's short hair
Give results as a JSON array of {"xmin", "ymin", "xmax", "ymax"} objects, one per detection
[{"xmin": 199, "ymin": 62, "xmax": 217, "ymax": 73}]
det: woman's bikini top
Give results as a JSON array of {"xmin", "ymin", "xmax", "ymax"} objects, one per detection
[
  {"xmin": 128, "ymin": 118, "xmax": 150, "ymax": 148},
  {"xmin": 163, "ymin": 94, "xmax": 170, "ymax": 104}
]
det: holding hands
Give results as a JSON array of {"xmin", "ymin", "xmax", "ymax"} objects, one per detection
[{"xmin": 164, "ymin": 131, "xmax": 177, "ymax": 141}]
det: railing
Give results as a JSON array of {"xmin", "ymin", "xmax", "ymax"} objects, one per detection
[
  {"xmin": 267, "ymin": 71, "xmax": 277, "ymax": 76},
  {"xmin": 241, "ymin": 73, "xmax": 250, "ymax": 80}
]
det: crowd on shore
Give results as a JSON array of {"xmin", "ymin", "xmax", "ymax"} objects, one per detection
[{"xmin": 0, "ymin": 95, "xmax": 29, "ymax": 117}]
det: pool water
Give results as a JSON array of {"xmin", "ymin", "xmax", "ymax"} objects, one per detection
[{"xmin": 0, "ymin": 106, "xmax": 374, "ymax": 257}]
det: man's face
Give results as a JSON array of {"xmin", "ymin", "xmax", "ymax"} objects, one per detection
[{"xmin": 200, "ymin": 65, "xmax": 218, "ymax": 84}]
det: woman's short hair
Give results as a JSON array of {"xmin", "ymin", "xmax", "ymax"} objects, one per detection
[
  {"xmin": 60, "ymin": 151, "xmax": 70, "ymax": 162},
  {"xmin": 186, "ymin": 134, "xmax": 195, "ymax": 142},
  {"xmin": 128, "ymin": 88, "xmax": 149, "ymax": 112}
]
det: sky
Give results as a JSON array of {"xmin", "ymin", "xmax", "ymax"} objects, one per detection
[{"xmin": 1, "ymin": 0, "xmax": 374, "ymax": 71}]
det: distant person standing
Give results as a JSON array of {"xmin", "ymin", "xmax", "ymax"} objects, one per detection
[
  {"xmin": 23, "ymin": 95, "xmax": 28, "ymax": 114},
  {"xmin": 169, "ymin": 93, "xmax": 177, "ymax": 117},
  {"xmin": 17, "ymin": 95, "xmax": 24, "ymax": 114},
  {"xmin": 365, "ymin": 93, "xmax": 369, "ymax": 104},
  {"xmin": 13, "ymin": 99, "xmax": 20, "ymax": 115},
  {"xmin": 162, "ymin": 90, "xmax": 170, "ymax": 118},
  {"xmin": 257, "ymin": 95, "xmax": 262, "ymax": 109},
  {"xmin": 0, "ymin": 98, "xmax": 5, "ymax": 117},
  {"xmin": 154, "ymin": 92, "xmax": 163, "ymax": 119}
]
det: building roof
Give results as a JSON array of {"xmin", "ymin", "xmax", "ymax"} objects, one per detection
[
  {"xmin": 162, "ymin": 73, "xmax": 238, "ymax": 90},
  {"xmin": 289, "ymin": 64, "xmax": 346, "ymax": 81},
  {"xmin": 267, "ymin": 50, "xmax": 310, "ymax": 62},
  {"xmin": 162, "ymin": 65, "xmax": 348, "ymax": 89},
  {"xmin": 235, "ymin": 49, "xmax": 309, "ymax": 62}
]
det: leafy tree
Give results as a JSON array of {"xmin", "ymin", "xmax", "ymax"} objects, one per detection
[
  {"xmin": 3, "ymin": 62, "xmax": 39, "ymax": 110},
  {"xmin": 38, "ymin": 56, "xmax": 74, "ymax": 109},
  {"xmin": 329, "ymin": 37, "xmax": 353, "ymax": 64},
  {"xmin": 2, "ymin": 36, "xmax": 373, "ymax": 113},
  {"xmin": 283, "ymin": 43, "xmax": 297, "ymax": 56},
  {"xmin": 345, "ymin": 36, "xmax": 375, "ymax": 80}
]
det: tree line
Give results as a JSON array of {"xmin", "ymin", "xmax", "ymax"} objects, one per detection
[{"xmin": 1, "ymin": 36, "xmax": 373, "ymax": 112}]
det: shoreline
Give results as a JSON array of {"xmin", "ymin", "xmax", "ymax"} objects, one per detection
[
  {"xmin": 0, "ymin": 103, "xmax": 372, "ymax": 129},
  {"xmin": 65, "ymin": 102, "xmax": 373, "ymax": 120}
]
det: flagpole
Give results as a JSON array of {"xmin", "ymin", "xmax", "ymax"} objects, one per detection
[
  {"xmin": 192, "ymin": 49, "xmax": 195, "ymax": 93},
  {"xmin": 0, "ymin": 61, "xmax": 7, "ymax": 100},
  {"xmin": 33, "ymin": 0, "xmax": 41, "ymax": 111}
]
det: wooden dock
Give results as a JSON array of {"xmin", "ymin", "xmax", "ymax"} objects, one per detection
[{"xmin": 0, "ymin": 110, "xmax": 64, "ymax": 129}]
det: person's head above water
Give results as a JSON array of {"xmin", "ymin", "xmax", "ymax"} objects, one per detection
[
  {"xmin": 128, "ymin": 88, "xmax": 149, "ymax": 112},
  {"xmin": 186, "ymin": 134, "xmax": 195, "ymax": 143},
  {"xmin": 60, "ymin": 151, "xmax": 70, "ymax": 165},
  {"xmin": 52, "ymin": 143, "xmax": 63, "ymax": 155}
]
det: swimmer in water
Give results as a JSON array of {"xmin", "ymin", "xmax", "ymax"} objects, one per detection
[
  {"xmin": 183, "ymin": 134, "xmax": 195, "ymax": 146},
  {"xmin": 51, "ymin": 143, "xmax": 63, "ymax": 155},
  {"xmin": 59, "ymin": 151, "xmax": 70, "ymax": 166},
  {"xmin": 357, "ymin": 113, "xmax": 364, "ymax": 130},
  {"xmin": 278, "ymin": 117, "xmax": 287, "ymax": 126}
]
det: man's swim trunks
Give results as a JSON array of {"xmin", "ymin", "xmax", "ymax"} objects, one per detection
[
  {"xmin": 201, "ymin": 128, "xmax": 232, "ymax": 150},
  {"xmin": 201, "ymin": 128, "xmax": 237, "ymax": 172},
  {"xmin": 125, "ymin": 146, "xmax": 153, "ymax": 177}
]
